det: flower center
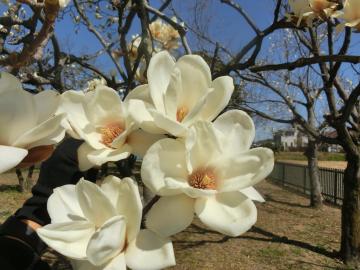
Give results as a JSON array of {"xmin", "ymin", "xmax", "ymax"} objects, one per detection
[
  {"xmin": 99, "ymin": 122, "xmax": 124, "ymax": 148},
  {"xmin": 176, "ymin": 106, "xmax": 189, "ymax": 122},
  {"xmin": 188, "ymin": 168, "xmax": 217, "ymax": 190}
]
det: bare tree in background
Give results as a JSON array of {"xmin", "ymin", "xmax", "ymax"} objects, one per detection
[{"xmin": 1, "ymin": 0, "xmax": 360, "ymax": 266}]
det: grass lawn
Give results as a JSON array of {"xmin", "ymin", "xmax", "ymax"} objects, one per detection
[
  {"xmin": 275, "ymin": 151, "xmax": 345, "ymax": 161},
  {"xmin": 0, "ymin": 172, "xmax": 351, "ymax": 269}
]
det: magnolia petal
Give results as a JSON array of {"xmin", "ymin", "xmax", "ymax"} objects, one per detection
[
  {"xmin": 58, "ymin": 90, "xmax": 89, "ymax": 138},
  {"xmin": 127, "ymin": 129, "xmax": 165, "ymax": 157},
  {"xmin": 124, "ymin": 84, "xmax": 152, "ymax": 104},
  {"xmin": 127, "ymin": 99, "xmax": 165, "ymax": 134},
  {"xmin": 87, "ymin": 216, "xmax": 126, "ymax": 266},
  {"xmin": 152, "ymin": 110, "xmax": 187, "ymax": 137},
  {"xmin": 87, "ymin": 146, "xmax": 131, "ymax": 167},
  {"xmin": 147, "ymin": 51, "xmax": 175, "ymax": 113},
  {"xmin": 146, "ymin": 194, "xmax": 194, "ymax": 237},
  {"xmin": 0, "ymin": 145, "xmax": 28, "ymax": 174},
  {"xmin": 71, "ymin": 260, "xmax": 102, "ymax": 270},
  {"xmin": 104, "ymin": 253, "xmax": 126, "ymax": 270},
  {"xmin": 12, "ymin": 114, "xmax": 65, "ymax": 148},
  {"xmin": 77, "ymin": 143, "xmax": 96, "ymax": 171},
  {"xmin": 213, "ymin": 110, "xmax": 255, "ymax": 153},
  {"xmin": 86, "ymin": 86, "xmax": 124, "ymax": 125},
  {"xmin": 141, "ymin": 138, "xmax": 188, "ymax": 195},
  {"xmin": 175, "ymin": 55, "xmax": 211, "ymax": 109},
  {"xmin": 101, "ymin": 177, "xmax": 142, "ymax": 243},
  {"xmin": 48, "ymin": 185, "xmax": 84, "ymax": 223},
  {"xmin": 218, "ymin": 147, "xmax": 274, "ymax": 192},
  {"xmin": 185, "ymin": 121, "xmax": 223, "ymax": 173},
  {"xmin": 239, "ymin": 186, "xmax": 265, "ymax": 202},
  {"xmin": 199, "ymin": 76, "xmax": 234, "ymax": 121},
  {"xmin": 37, "ymin": 221, "xmax": 95, "ymax": 259},
  {"xmin": 76, "ymin": 179, "xmax": 117, "ymax": 227},
  {"xmin": 125, "ymin": 229, "xmax": 176, "ymax": 270},
  {"xmin": 194, "ymin": 192, "xmax": 257, "ymax": 237},
  {"xmin": 0, "ymin": 73, "xmax": 36, "ymax": 144},
  {"xmin": 33, "ymin": 90, "xmax": 60, "ymax": 123},
  {"xmin": 164, "ymin": 68, "xmax": 181, "ymax": 120},
  {"xmin": 181, "ymin": 90, "xmax": 210, "ymax": 126}
]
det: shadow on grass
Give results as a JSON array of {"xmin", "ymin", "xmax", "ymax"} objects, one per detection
[
  {"xmin": 0, "ymin": 184, "xmax": 21, "ymax": 192},
  {"xmin": 264, "ymin": 194, "xmax": 309, "ymax": 208},
  {"xmin": 174, "ymin": 224, "xmax": 338, "ymax": 260}
]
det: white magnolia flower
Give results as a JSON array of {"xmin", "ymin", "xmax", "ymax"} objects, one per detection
[
  {"xmin": 149, "ymin": 18, "xmax": 181, "ymax": 50},
  {"xmin": 287, "ymin": 0, "xmax": 337, "ymax": 26},
  {"xmin": 58, "ymin": 85, "xmax": 164, "ymax": 171},
  {"xmin": 332, "ymin": 0, "xmax": 360, "ymax": 32},
  {"xmin": 141, "ymin": 110, "xmax": 274, "ymax": 237},
  {"xmin": 37, "ymin": 177, "xmax": 176, "ymax": 270},
  {"xmin": 86, "ymin": 77, "xmax": 107, "ymax": 92},
  {"xmin": 287, "ymin": 0, "xmax": 315, "ymax": 26},
  {"xmin": 0, "ymin": 72, "xmax": 65, "ymax": 174},
  {"xmin": 127, "ymin": 51, "xmax": 234, "ymax": 137}
]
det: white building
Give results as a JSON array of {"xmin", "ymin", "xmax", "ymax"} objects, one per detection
[{"xmin": 273, "ymin": 128, "xmax": 308, "ymax": 151}]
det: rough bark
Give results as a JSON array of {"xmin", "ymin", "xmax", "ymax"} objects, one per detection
[
  {"xmin": 306, "ymin": 140, "xmax": 323, "ymax": 208},
  {"xmin": 340, "ymin": 151, "xmax": 360, "ymax": 267}
]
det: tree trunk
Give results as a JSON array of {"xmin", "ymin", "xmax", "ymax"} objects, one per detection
[
  {"xmin": 306, "ymin": 140, "xmax": 323, "ymax": 208},
  {"xmin": 340, "ymin": 152, "xmax": 360, "ymax": 267},
  {"xmin": 15, "ymin": 169, "xmax": 25, "ymax": 192}
]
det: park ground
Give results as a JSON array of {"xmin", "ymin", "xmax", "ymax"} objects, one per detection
[{"xmin": 0, "ymin": 169, "xmax": 352, "ymax": 270}]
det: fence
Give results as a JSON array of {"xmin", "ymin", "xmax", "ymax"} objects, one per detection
[{"xmin": 268, "ymin": 162, "xmax": 344, "ymax": 205}]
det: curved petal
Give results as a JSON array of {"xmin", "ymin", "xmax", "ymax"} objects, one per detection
[
  {"xmin": 213, "ymin": 110, "xmax": 255, "ymax": 153},
  {"xmin": 194, "ymin": 191, "xmax": 257, "ymax": 237},
  {"xmin": 85, "ymin": 86, "xmax": 124, "ymax": 125},
  {"xmin": 48, "ymin": 184, "xmax": 84, "ymax": 223},
  {"xmin": 37, "ymin": 221, "xmax": 95, "ymax": 259},
  {"xmin": 77, "ymin": 143, "xmax": 96, "ymax": 172},
  {"xmin": 175, "ymin": 55, "xmax": 211, "ymax": 110},
  {"xmin": 71, "ymin": 259, "xmax": 102, "ymax": 270},
  {"xmin": 146, "ymin": 194, "xmax": 194, "ymax": 237},
  {"xmin": 86, "ymin": 146, "xmax": 131, "ymax": 167},
  {"xmin": 101, "ymin": 177, "xmax": 142, "ymax": 243},
  {"xmin": 141, "ymin": 138, "xmax": 188, "ymax": 195},
  {"xmin": 0, "ymin": 145, "xmax": 28, "ymax": 174},
  {"xmin": 124, "ymin": 84, "xmax": 152, "ymax": 104},
  {"xmin": 125, "ymin": 229, "xmax": 176, "ymax": 270},
  {"xmin": 185, "ymin": 121, "xmax": 223, "ymax": 173},
  {"xmin": 239, "ymin": 186, "xmax": 265, "ymax": 202},
  {"xmin": 33, "ymin": 90, "xmax": 61, "ymax": 123},
  {"xmin": 104, "ymin": 253, "xmax": 126, "ymax": 270},
  {"xmin": 87, "ymin": 216, "xmax": 126, "ymax": 266},
  {"xmin": 181, "ymin": 89, "xmax": 210, "ymax": 126},
  {"xmin": 152, "ymin": 110, "xmax": 188, "ymax": 137},
  {"xmin": 147, "ymin": 51, "xmax": 175, "ymax": 113},
  {"xmin": 198, "ymin": 76, "xmax": 234, "ymax": 121},
  {"xmin": 126, "ymin": 129, "xmax": 165, "ymax": 157},
  {"xmin": 0, "ymin": 73, "xmax": 37, "ymax": 144},
  {"xmin": 217, "ymin": 147, "xmax": 274, "ymax": 192},
  {"xmin": 76, "ymin": 179, "xmax": 117, "ymax": 227},
  {"xmin": 127, "ymin": 99, "xmax": 165, "ymax": 134},
  {"xmin": 164, "ymin": 68, "xmax": 181, "ymax": 120},
  {"xmin": 12, "ymin": 114, "xmax": 65, "ymax": 148}
]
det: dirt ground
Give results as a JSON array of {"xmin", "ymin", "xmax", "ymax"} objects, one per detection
[
  {"xmin": 277, "ymin": 160, "xmax": 347, "ymax": 170},
  {"xmin": 0, "ymin": 170, "xmax": 350, "ymax": 270}
]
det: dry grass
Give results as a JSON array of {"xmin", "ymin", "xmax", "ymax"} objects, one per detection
[
  {"xmin": 0, "ymin": 173, "xmax": 351, "ymax": 269},
  {"xmin": 277, "ymin": 160, "xmax": 347, "ymax": 170}
]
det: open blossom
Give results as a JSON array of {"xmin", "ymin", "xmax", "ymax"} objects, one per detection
[
  {"xmin": 141, "ymin": 110, "xmax": 274, "ymax": 237},
  {"xmin": 58, "ymin": 85, "xmax": 164, "ymax": 171},
  {"xmin": 332, "ymin": 0, "xmax": 360, "ymax": 32},
  {"xmin": 127, "ymin": 51, "xmax": 234, "ymax": 137},
  {"xmin": 149, "ymin": 18, "xmax": 181, "ymax": 50},
  {"xmin": 287, "ymin": 0, "xmax": 337, "ymax": 26},
  {"xmin": 37, "ymin": 177, "xmax": 176, "ymax": 270},
  {"xmin": 0, "ymin": 72, "xmax": 65, "ymax": 174}
]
